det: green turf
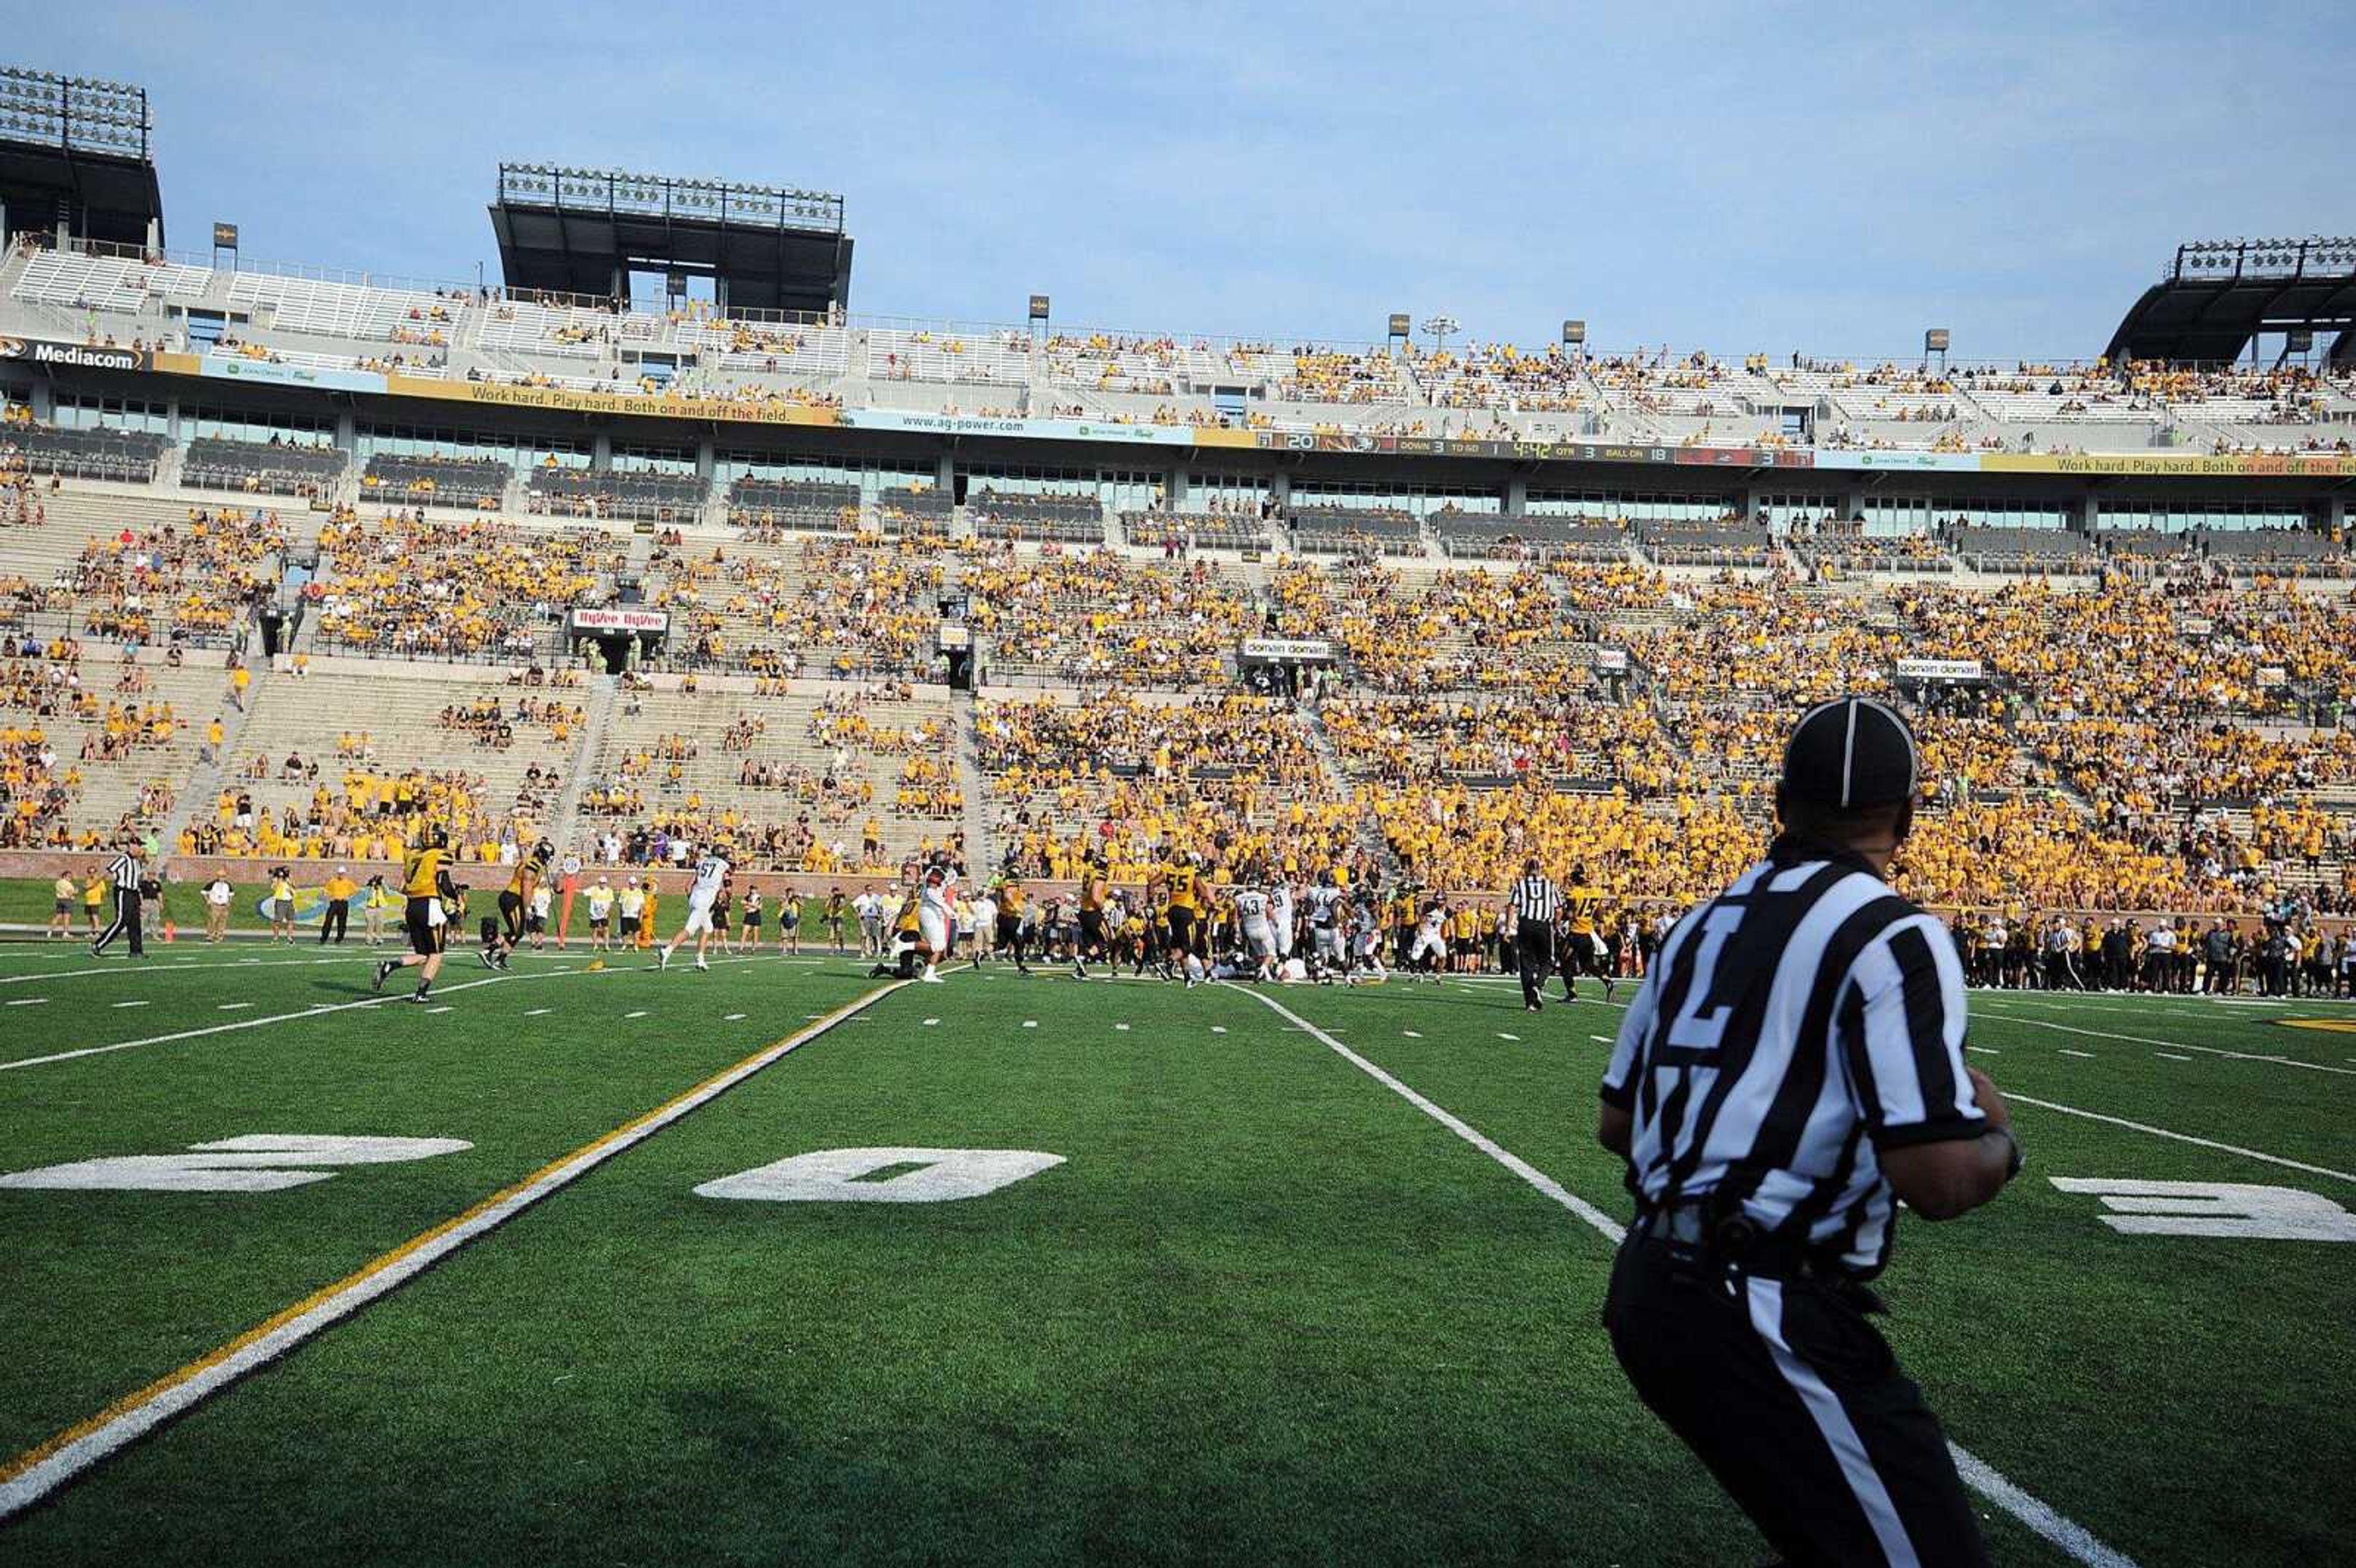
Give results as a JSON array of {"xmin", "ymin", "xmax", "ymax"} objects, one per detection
[{"xmin": 2, "ymin": 949, "xmax": 2350, "ymax": 1564}]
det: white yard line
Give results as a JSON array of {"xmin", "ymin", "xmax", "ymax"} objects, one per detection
[
  {"xmin": 1973, "ymin": 1008, "xmax": 2356, "ymax": 1077},
  {"xmin": 1226, "ymin": 982, "xmax": 2144, "ymax": 1568},
  {"xmin": 0, "ymin": 955, "xmax": 382, "ymax": 988},
  {"xmin": 0, "ymin": 971, "xmax": 922, "ymax": 1521},
  {"xmin": 2008, "ymin": 1094, "xmax": 2356, "ymax": 1185}
]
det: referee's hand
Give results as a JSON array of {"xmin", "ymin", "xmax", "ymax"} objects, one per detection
[{"xmin": 1965, "ymin": 1065, "xmax": 2011, "ymax": 1130}]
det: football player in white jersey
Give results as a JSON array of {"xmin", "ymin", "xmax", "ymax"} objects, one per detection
[
  {"xmin": 1408, "ymin": 892, "xmax": 1449, "ymax": 981},
  {"xmin": 1306, "ymin": 872, "xmax": 1344, "ymax": 978},
  {"xmin": 658, "ymin": 846, "xmax": 731, "ymax": 972},
  {"xmin": 1236, "ymin": 884, "xmax": 1277, "ymax": 980},
  {"xmin": 917, "ymin": 860, "xmax": 953, "ymax": 983},
  {"xmin": 1269, "ymin": 879, "xmax": 1297, "ymax": 963}
]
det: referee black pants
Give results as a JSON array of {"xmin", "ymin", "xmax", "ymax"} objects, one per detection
[
  {"xmin": 93, "ymin": 888, "xmax": 144, "ymax": 958},
  {"xmin": 1515, "ymin": 926, "xmax": 1555, "ymax": 1009},
  {"xmin": 1604, "ymin": 1237, "xmax": 1988, "ymax": 1567}
]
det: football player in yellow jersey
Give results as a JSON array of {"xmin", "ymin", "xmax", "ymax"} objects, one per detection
[
  {"xmin": 1155, "ymin": 851, "xmax": 1204, "ymax": 983},
  {"xmin": 485, "ymin": 838, "xmax": 553, "ymax": 972},
  {"xmin": 372, "ymin": 825, "xmax": 458, "ymax": 1004},
  {"xmin": 1074, "ymin": 858, "xmax": 1111, "ymax": 980},
  {"xmin": 1558, "ymin": 864, "xmax": 1614, "ymax": 1001},
  {"xmin": 995, "ymin": 877, "xmax": 1032, "ymax": 975}
]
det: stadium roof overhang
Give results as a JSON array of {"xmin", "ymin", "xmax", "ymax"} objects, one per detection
[
  {"xmin": 487, "ymin": 163, "xmax": 852, "ymax": 317},
  {"xmin": 2104, "ymin": 237, "xmax": 2356, "ymax": 366},
  {"xmin": 0, "ymin": 138, "xmax": 164, "ymax": 250}
]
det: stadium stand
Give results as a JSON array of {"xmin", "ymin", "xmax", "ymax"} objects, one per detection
[
  {"xmin": 360, "ymin": 453, "xmax": 512, "ymax": 509},
  {"xmin": 726, "ymin": 476, "xmax": 861, "ymax": 533},
  {"xmin": 0, "ymin": 423, "xmax": 169, "ymax": 483},
  {"xmin": 969, "ymin": 487, "xmax": 1103, "ymax": 545},
  {"xmin": 180, "ymin": 436, "xmax": 345, "ymax": 498},
  {"xmin": 526, "ymin": 463, "xmax": 707, "ymax": 524}
]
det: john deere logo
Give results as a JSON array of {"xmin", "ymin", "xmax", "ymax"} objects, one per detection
[{"xmin": 2277, "ymin": 1018, "xmax": 2356, "ymax": 1034}]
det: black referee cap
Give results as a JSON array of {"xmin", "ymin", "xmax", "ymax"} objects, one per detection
[{"xmin": 1780, "ymin": 698, "xmax": 1919, "ymax": 812}]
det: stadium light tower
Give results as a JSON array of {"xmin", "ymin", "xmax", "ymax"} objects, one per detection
[{"xmin": 1421, "ymin": 314, "xmax": 1460, "ymax": 355}]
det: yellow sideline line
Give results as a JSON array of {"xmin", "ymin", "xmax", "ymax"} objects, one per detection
[{"xmin": 0, "ymin": 968, "xmax": 939, "ymax": 1522}]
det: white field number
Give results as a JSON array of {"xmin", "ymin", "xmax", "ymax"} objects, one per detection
[
  {"xmin": 696, "ymin": 1147, "xmax": 1065, "ymax": 1204},
  {"xmin": 2051, "ymin": 1178, "xmax": 2356, "ymax": 1242},
  {"xmin": 0, "ymin": 1135, "xmax": 472, "ymax": 1193}
]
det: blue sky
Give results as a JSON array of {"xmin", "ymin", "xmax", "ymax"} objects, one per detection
[{"xmin": 15, "ymin": 1, "xmax": 2348, "ymax": 360}]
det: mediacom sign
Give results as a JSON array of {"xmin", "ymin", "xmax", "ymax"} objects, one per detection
[{"xmin": 0, "ymin": 336, "xmax": 150, "ymax": 372}]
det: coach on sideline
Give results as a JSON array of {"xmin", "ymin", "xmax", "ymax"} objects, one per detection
[{"xmin": 1597, "ymin": 697, "xmax": 2023, "ymax": 1567}]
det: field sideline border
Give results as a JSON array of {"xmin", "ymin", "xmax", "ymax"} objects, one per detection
[
  {"xmin": 1221, "ymin": 981, "xmax": 2142, "ymax": 1568},
  {"xmin": 0, "ymin": 966, "xmax": 946, "ymax": 1524}
]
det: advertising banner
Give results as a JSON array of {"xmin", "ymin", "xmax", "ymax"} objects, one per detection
[
  {"xmin": 382, "ymin": 372, "xmax": 839, "ymax": 428},
  {"xmin": 1815, "ymin": 450, "xmax": 1983, "ymax": 472},
  {"xmin": 1979, "ymin": 452, "xmax": 2356, "ymax": 478},
  {"xmin": 570, "ymin": 608, "xmax": 671, "ymax": 634},
  {"xmin": 1894, "ymin": 657, "xmax": 1987, "ymax": 683},
  {"xmin": 1240, "ymin": 637, "xmax": 1337, "ymax": 664},
  {"xmin": 201, "ymin": 355, "xmax": 388, "ymax": 395},
  {"xmin": 0, "ymin": 335, "xmax": 152, "ymax": 372},
  {"xmin": 836, "ymin": 409, "xmax": 1195, "ymax": 445}
]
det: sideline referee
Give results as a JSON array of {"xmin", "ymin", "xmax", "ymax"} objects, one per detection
[
  {"xmin": 89, "ymin": 839, "xmax": 146, "ymax": 959},
  {"xmin": 1598, "ymin": 697, "xmax": 2023, "ymax": 1567},
  {"xmin": 1509, "ymin": 858, "xmax": 1559, "ymax": 1012}
]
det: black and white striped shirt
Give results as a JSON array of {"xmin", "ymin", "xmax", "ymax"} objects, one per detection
[
  {"xmin": 108, "ymin": 851, "xmax": 142, "ymax": 893},
  {"xmin": 1510, "ymin": 874, "xmax": 1559, "ymax": 926},
  {"xmin": 1601, "ymin": 837, "xmax": 1983, "ymax": 1278}
]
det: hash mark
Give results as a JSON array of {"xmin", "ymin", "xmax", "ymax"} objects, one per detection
[
  {"xmin": 2154, "ymin": 1051, "xmax": 2192, "ymax": 1061},
  {"xmin": 2058, "ymin": 1048, "xmax": 2096, "ymax": 1058},
  {"xmin": 525, "ymin": 1008, "xmax": 551, "ymax": 1017},
  {"xmin": 112, "ymin": 1000, "xmax": 149, "ymax": 1009},
  {"xmin": 217, "ymin": 1002, "xmax": 252, "ymax": 1012},
  {"xmin": 1497, "ymin": 1032, "xmax": 1520, "ymax": 1042},
  {"xmin": 1403, "ymin": 1029, "xmax": 1422, "ymax": 1038},
  {"xmin": 7, "ymin": 997, "xmax": 47, "ymax": 1007},
  {"xmin": 724, "ymin": 1013, "xmax": 747, "ymax": 1021},
  {"xmin": 624, "ymin": 1010, "xmax": 648, "ymax": 1020}
]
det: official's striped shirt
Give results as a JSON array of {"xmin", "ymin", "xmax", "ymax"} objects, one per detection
[
  {"xmin": 1510, "ymin": 874, "xmax": 1559, "ymax": 926},
  {"xmin": 108, "ymin": 851, "xmax": 142, "ymax": 893},
  {"xmin": 1600, "ymin": 835, "xmax": 1984, "ymax": 1279}
]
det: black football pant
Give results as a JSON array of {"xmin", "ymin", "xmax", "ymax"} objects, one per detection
[
  {"xmin": 318, "ymin": 899, "xmax": 348, "ymax": 943},
  {"xmin": 1605, "ymin": 1236, "xmax": 1989, "ymax": 1568},
  {"xmin": 1515, "ymin": 926, "xmax": 1555, "ymax": 1009},
  {"xmin": 93, "ymin": 888, "xmax": 143, "ymax": 957}
]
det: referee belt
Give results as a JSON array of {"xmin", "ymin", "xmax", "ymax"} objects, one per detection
[{"xmin": 1633, "ymin": 1202, "xmax": 1874, "ymax": 1299}]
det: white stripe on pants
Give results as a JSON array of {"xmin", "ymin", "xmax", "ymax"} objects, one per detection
[{"xmin": 1745, "ymin": 1275, "xmax": 1920, "ymax": 1567}]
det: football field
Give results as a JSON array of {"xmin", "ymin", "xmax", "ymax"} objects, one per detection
[{"xmin": 1, "ymin": 937, "xmax": 2350, "ymax": 1565}]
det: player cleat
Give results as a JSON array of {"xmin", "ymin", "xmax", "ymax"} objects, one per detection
[
  {"xmin": 694, "ymin": 958, "xmax": 709, "ymax": 972},
  {"xmin": 656, "ymin": 949, "xmax": 669, "ymax": 971},
  {"xmin": 371, "ymin": 961, "xmax": 393, "ymax": 993},
  {"xmin": 408, "ymin": 991, "xmax": 433, "ymax": 1005},
  {"xmin": 479, "ymin": 948, "xmax": 496, "ymax": 970},
  {"xmin": 920, "ymin": 968, "xmax": 944, "ymax": 983}
]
